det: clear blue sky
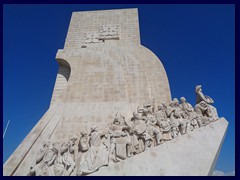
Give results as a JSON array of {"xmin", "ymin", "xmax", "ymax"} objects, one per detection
[{"xmin": 3, "ymin": 4, "xmax": 235, "ymax": 173}]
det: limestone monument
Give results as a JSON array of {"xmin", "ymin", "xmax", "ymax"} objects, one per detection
[{"xmin": 3, "ymin": 8, "xmax": 228, "ymax": 176}]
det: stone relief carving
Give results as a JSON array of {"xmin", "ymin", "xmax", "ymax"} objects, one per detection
[
  {"xmin": 81, "ymin": 24, "xmax": 120, "ymax": 48},
  {"xmin": 60, "ymin": 136, "xmax": 77, "ymax": 176},
  {"xmin": 28, "ymin": 140, "xmax": 58, "ymax": 176},
  {"xmin": 195, "ymin": 85, "xmax": 219, "ymax": 121},
  {"xmin": 77, "ymin": 126, "xmax": 109, "ymax": 175},
  {"xmin": 81, "ymin": 32, "xmax": 104, "ymax": 48},
  {"xmin": 99, "ymin": 24, "xmax": 120, "ymax": 40},
  {"xmin": 108, "ymin": 114, "xmax": 132, "ymax": 163},
  {"xmin": 28, "ymin": 85, "xmax": 219, "ymax": 176}
]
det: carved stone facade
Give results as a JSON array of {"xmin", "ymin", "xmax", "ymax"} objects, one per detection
[
  {"xmin": 27, "ymin": 85, "xmax": 220, "ymax": 176},
  {"xmin": 3, "ymin": 8, "xmax": 227, "ymax": 176},
  {"xmin": 81, "ymin": 24, "xmax": 120, "ymax": 48}
]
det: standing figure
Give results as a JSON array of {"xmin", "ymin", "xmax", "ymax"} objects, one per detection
[
  {"xmin": 167, "ymin": 99, "xmax": 183, "ymax": 134},
  {"xmin": 142, "ymin": 108, "xmax": 162, "ymax": 147},
  {"xmin": 130, "ymin": 111, "xmax": 146, "ymax": 154},
  {"xmin": 194, "ymin": 101, "xmax": 211, "ymax": 126},
  {"xmin": 61, "ymin": 136, "xmax": 78, "ymax": 176},
  {"xmin": 29, "ymin": 141, "xmax": 58, "ymax": 176},
  {"xmin": 180, "ymin": 97, "xmax": 199, "ymax": 130},
  {"xmin": 109, "ymin": 114, "xmax": 131, "ymax": 162},
  {"xmin": 78, "ymin": 126, "xmax": 109, "ymax": 175},
  {"xmin": 155, "ymin": 104, "xmax": 172, "ymax": 142},
  {"xmin": 76, "ymin": 131, "xmax": 89, "ymax": 176},
  {"xmin": 155, "ymin": 104, "xmax": 167, "ymax": 124},
  {"xmin": 171, "ymin": 125, "xmax": 180, "ymax": 139},
  {"xmin": 53, "ymin": 142, "xmax": 65, "ymax": 176},
  {"xmin": 195, "ymin": 85, "xmax": 219, "ymax": 121}
]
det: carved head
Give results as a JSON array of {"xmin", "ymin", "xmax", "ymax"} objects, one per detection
[
  {"xmin": 195, "ymin": 85, "xmax": 202, "ymax": 93},
  {"xmin": 43, "ymin": 140, "xmax": 51, "ymax": 149},
  {"xmin": 143, "ymin": 102, "xmax": 152, "ymax": 108},
  {"xmin": 158, "ymin": 104, "xmax": 163, "ymax": 110},
  {"xmin": 143, "ymin": 101, "xmax": 153, "ymax": 114},
  {"xmin": 51, "ymin": 147, "xmax": 58, "ymax": 155},
  {"xmin": 80, "ymin": 130, "xmax": 88, "ymax": 137},
  {"xmin": 180, "ymin": 97, "xmax": 186, "ymax": 103},
  {"xmin": 113, "ymin": 113, "xmax": 122, "ymax": 125},
  {"xmin": 113, "ymin": 118, "xmax": 120, "ymax": 125},
  {"xmin": 71, "ymin": 135, "xmax": 78, "ymax": 142},
  {"xmin": 53, "ymin": 142, "xmax": 61, "ymax": 150},
  {"xmin": 133, "ymin": 111, "xmax": 140, "ymax": 119},
  {"xmin": 173, "ymin": 98, "xmax": 179, "ymax": 105},
  {"xmin": 173, "ymin": 110, "xmax": 181, "ymax": 118},
  {"xmin": 170, "ymin": 98, "xmax": 179, "ymax": 107},
  {"xmin": 142, "ymin": 108, "xmax": 148, "ymax": 115}
]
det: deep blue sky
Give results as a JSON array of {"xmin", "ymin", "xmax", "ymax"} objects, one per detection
[{"xmin": 3, "ymin": 4, "xmax": 235, "ymax": 173}]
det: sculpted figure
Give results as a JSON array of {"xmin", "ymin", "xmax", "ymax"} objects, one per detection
[
  {"xmin": 155, "ymin": 103, "xmax": 167, "ymax": 124},
  {"xmin": 195, "ymin": 85, "xmax": 219, "ymax": 121},
  {"xmin": 167, "ymin": 99, "xmax": 182, "ymax": 133},
  {"xmin": 29, "ymin": 141, "xmax": 58, "ymax": 176},
  {"xmin": 141, "ymin": 106, "xmax": 162, "ymax": 147},
  {"xmin": 60, "ymin": 136, "xmax": 78, "ymax": 176},
  {"xmin": 78, "ymin": 126, "xmax": 109, "ymax": 175},
  {"xmin": 76, "ymin": 131, "xmax": 89, "ymax": 176},
  {"xmin": 131, "ymin": 109, "xmax": 148, "ymax": 154},
  {"xmin": 143, "ymin": 100, "xmax": 155, "ymax": 115},
  {"xmin": 156, "ymin": 104, "xmax": 172, "ymax": 142},
  {"xmin": 167, "ymin": 98, "xmax": 191, "ymax": 135},
  {"xmin": 196, "ymin": 85, "xmax": 214, "ymax": 104},
  {"xmin": 130, "ymin": 111, "xmax": 146, "ymax": 154},
  {"xmin": 78, "ymin": 131, "xmax": 89, "ymax": 153},
  {"xmin": 159, "ymin": 119, "xmax": 172, "ymax": 142},
  {"xmin": 171, "ymin": 125, "xmax": 180, "ymax": 139},
  {"xmin": 53, "ymin": 142, "xmax": 65, "ymax": 176},
  {"xmin": 28, "ymin": 140, "xmax": 50, "ymax": 176},
  {"xmin": 109, "ymin": 114, "xmax": 132, "ymax": 162},
  {"xmin": 180, "ymin": 97, "xmax": 199, "ymax": 130},
  {"xmin": 194, "ymin": 101, "xmax": 211, "ymax": 126}
]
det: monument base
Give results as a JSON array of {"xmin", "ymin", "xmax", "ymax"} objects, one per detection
[{"xmin": 89, "ymin": 118, "xmax": 228, "ymax": 176}]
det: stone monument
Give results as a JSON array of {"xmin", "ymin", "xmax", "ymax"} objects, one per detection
[{"xmin": 3, "ymin": 8, "xmax": 228, "ymax": 176}]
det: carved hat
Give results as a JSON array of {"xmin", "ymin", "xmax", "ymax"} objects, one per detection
[
  {"xmin": 180, "ymin": 97, "xmax": 186, "ymax": 102},
  {"xmin": 113, "ymin": 113, "xmax": 120, "ymax": 123},
  {"xmin": 43, "ymin": 140, "xmax": 51, "ymax": 148},
  {"xmin": 71, "ymin": 135, "xmax": 78, "ymax": 141},
  {"xmin": 80, "ymin": 130, "xmax": 88, "ymax": 136},
  {"xmin": 90, "ymin": 125, "xmax": 98, "ymax": 132},
  {"xmin": 195, "ymin": 85, "xmax": 202, "ymax": 93},
  {"xmin": 169, "ymin": 98, "xmax": 179, "ymax": 106},
  {"xmin": 132, "ymin": 111, "xmax": 141, "ymax": 120},
  {"xmin": 143, "ymin": 100, "xmax": 153, "ymax": 108},
  {"xmin": 173, "ymin": 98, "xmax": 179, "ymax": 103}
]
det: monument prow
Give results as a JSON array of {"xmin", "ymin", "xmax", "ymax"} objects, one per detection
[{"xmin": 3, "ymin": 8, "xmax": 228, "ymax": 176}]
